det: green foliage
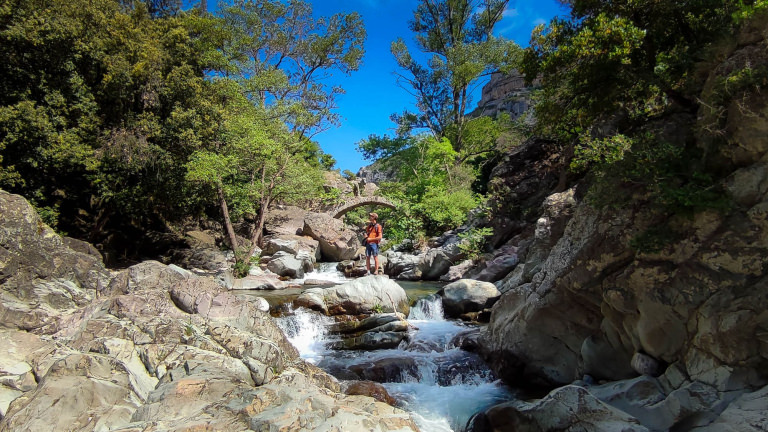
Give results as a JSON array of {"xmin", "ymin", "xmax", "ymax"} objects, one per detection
[
  {"xmin": 0, "ymin": 0, "xmax": 364, "ymax": 264},
  {"xmin": 390, "ymin": 0, "xmax": 520, "ymax": 151},
  {"xmin": 629, "ymin": 224, "xmax": 682, "ymax": 254},
  {"xmin": 521, "ymin": 0, "xmax": 761, "ymax": 219},
  {"xmin": 341, "ymin": 169, "xmax": 356, "ymax": 180},
  {"xmin": 368, "ymin": 134, "xmax": 480, "ymax": 238},
  {"xmin": 320, "ymin": 187, "xmax": 343, "ymax": 206},
  {"xmin": 458, "ymin": 227, "xmax": 493, "ymax": 261},
  {"xmin": 371, "ymin": 304, "xmax": 384, "ymax": 314}
]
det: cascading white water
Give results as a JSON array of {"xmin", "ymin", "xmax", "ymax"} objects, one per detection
[
  {"xmin": 409, "ymin": 294, "xmax": 445, "ymax": 321},
  {"xmin": 275, "ymin": 306, "xmax": 335, "ymax": 364},
  {"xmin": 276, "ymin": 293, "xmax": 511, "ymax": 432},
  {"xmin": 297, "ymin": 261, "xmax": 348, "ymax": 284}
]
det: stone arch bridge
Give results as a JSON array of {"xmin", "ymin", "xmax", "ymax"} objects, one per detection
[{"xmin": 330, "ymin": 196, "xmax": 397, "ymax": 219}]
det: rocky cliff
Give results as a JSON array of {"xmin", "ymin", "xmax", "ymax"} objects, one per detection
[
  {"xmin": 472, "ymin": 15, "xmax": 768, "ymax": 432},
  {"xmin": 0, "ymin": 190, "xmax": 419, "ymax": 431}
]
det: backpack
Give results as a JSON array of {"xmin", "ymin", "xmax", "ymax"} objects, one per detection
[{"xmin": 365, "ymin": 222, "xmax": 382, "ymax": 243}]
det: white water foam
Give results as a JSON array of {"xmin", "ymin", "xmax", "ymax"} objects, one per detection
[
  {"xmin": 276, "ymin": 289, "xmax": 512, "ymax": 432},
  {"xmin": 275, "ymin": 306, "xmax": 334, "ymax": 364},
  {"xmin": 297, "ymin": 261, "xmax": 348, "ymax": 284}
]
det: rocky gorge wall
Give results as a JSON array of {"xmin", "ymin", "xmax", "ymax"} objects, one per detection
[{"xmin": 473, "ymin": 15, "xmax": 768, "ymax": 432}]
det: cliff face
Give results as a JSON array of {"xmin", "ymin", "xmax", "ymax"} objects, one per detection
[
  {"xmin": 478, "ymin": 15, "xmax": 768, "ymax": 429},
  {"xmin": 470, "ymin": 70, "xmax": 538, "ymax": 120}
]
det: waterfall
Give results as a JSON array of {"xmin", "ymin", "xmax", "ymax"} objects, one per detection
[
  {"xmin": 275, "ymin": 306, "xmax": 334, "ymax": 364},
  {"xmin": 409, "ymin": 294, "xmax": 445, "ymax": 321},
  {"xmin": 276, "ymin": 292, "xmax": 512, "ymax": 432},
  {"xmin": 298, "ymin": 261, "xmax": 348, "ymax": 284}
]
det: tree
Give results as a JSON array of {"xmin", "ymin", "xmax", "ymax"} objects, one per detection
[
  {"xmin": 365, "ymin": 134, "xmax": 478, "ymax": 236},
  {"xmin": 186, "ymin": 91, "xmax": 323, "ymax": 263},
  {"xmin": 520, "ymin": 0, "xmax": 764, "ymax": 215},
  {"xmin": 211, "ymin": 0, "xmax": 365, "ymax": 139},
  {"xmin": 390, "ymin": 0, "xmax": 520, "ymax": 153},
  {"xmin": 189, "ymin": 0, "xmax": 365, "ymax": 260}
]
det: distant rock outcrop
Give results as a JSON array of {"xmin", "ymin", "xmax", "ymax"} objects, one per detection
[{"xmin": 470, "ymin": 70, "xmax": 538, "ymax": 120}]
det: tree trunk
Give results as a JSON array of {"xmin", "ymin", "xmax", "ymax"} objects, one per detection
[
  {"xmin": 217, "ymin": 183, "xmax": 239, "ymax": 254},
  {"xmin": 248, "ymin": 198, "xmax": 269, "ymax": 257}
]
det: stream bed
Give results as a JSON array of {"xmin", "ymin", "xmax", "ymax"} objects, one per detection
[{"xmin": 259, "ymin": 269, "xmax": 513, "ymax": 432}]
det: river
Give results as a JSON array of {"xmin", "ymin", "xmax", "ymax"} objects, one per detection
[{"xmin": 243, "ymin": 263, "xmax": 513, "ymax": 432}]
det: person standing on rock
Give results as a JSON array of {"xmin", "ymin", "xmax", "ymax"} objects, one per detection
[{"xmin": 364, "ymin": 212, "xmax": 383, "ymax": 275}]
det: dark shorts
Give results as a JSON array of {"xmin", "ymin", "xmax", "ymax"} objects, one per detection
[{"xmin": 365, "ymin": 242, "xmax": 379, "ymax": 257}]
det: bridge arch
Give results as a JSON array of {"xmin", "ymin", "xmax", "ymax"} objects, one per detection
[{"xmin": 331, "ymin": 196, "xmax": 397, "ymax": 219}]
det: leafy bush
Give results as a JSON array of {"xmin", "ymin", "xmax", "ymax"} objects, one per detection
[{"xmin": 458, "ymin": 227, "xmax": 493, "ymax": 262}]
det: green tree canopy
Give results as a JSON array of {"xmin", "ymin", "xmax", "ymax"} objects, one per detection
[{"xmin": 391, "ymin": 0, "xmax": 520, "ymax": 153}]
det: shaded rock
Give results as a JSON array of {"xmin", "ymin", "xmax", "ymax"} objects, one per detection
[
  {"xmin": 469, "ymin": 385, "xmax": 649, "ymax": 432},
  {"xmin": 589, "ymin": 374, "xmax": 725, "ymax": 431},
  {"xmin": 418, "ymin": 244, "xmax": 460, "ymax": 280},
  {"xmin": 438, "ymin": 279, "xmax": 501, "ymax": 318},
  {"xmin": 440, "ymin": 259, "xmax": 475, "ymax": 282},
  {"xmin": 693, "ymin": 384, "xmax": 768, "ymax": 432},
  {"xmin": 0, "ymin": 190, "xmax": 111, "ymax": 332},
  {"xmin": 384, "ymin": 251, "xmax": 422, "ymax": 279},
  {"xmin": 632, "ymin": 352, "xmax": 662, "ymax": 376},
  {"xmin": 470, "ymin": 245, "xmax": 519, "ymax": 282}
]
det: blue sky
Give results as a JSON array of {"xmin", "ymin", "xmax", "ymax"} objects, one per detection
[{"xmin": 308, "ymin": 0, "xmax": 570, "ymax": 174}]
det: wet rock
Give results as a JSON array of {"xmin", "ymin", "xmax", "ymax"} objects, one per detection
[
  {"xmin": 469, "ymin": 385, "xmax": 649, "ymax": 432},
  {"xmin": 342, "ymin": 380, "xmax": 397, "ymax": 406}
]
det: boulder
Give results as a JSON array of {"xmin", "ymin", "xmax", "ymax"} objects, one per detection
[
  {"xmin": 440, "ymin": 259, "xmax": 475, "ymax": 282},
  {"xmin": 294, "ymin": 276, "xmax": 409, "ymax": 316},
  {"xmin": 384, "ymin": 251, "xmax": 422, "ymax": 279},
  {"xmin": 469, "ymin": 385, "xmax": 649, "ymax": 432},
  {"xmin": 471, "ymin": 245, "xmax": 519, "ymax": 282},
  {"xmin": 418, "ymin": 241, "xmax": 464, "ymax": 280},
  {"xmin": 302, "ymin": 213, "xmax": 360, "ymax": 261},
  {"xmin": 0, "ymin": 191, "xmax": 111, "ymax": 333},
  {"xmin": 329, "ymin": 313, "xmax": 410, "ymax": 350},
  {"xmin": 438, "ymin": 279, "xmax": 501, "ymax": 318},
  {"xmin": 693, "ymin": 384, "xmax": 768, "ymax": 431},
  {"xmin": 266, "ymin": 251, "xmax": 305, "ymax": 279},
  {"xmin": 263, "ymin": 238, "xmax": 300, "ymax": 255},
  {"xmin": 264, "ymin": 205, "xmax": 312, "ymax": 237}
]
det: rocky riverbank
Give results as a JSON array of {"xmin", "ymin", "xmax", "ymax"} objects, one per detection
[{"xmin": 0, "ymin": 190, "xmax": 419, "ymax": 431}]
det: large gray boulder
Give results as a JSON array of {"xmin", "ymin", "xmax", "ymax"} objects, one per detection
[
  {"xmin": 438, "ymin": 279, "xmax": 501, "ymax": 318},
  {"xmin": 302, "ymin": 213, "xmax": 360, "ymax": 261},
  {"xmin": 0, "ymin": 191, "xmax": 111, "ymax": 333},
  {"xmin": 294, "ymin": 276, "xmax": 409, "ymax": 316},
  {"xmin": 266, "ymin": 251, "xmax": 305, "ymax": 279},
  {"xmin": 418, "ymin": 247, "xmax": 454, "ymax": 280},
  {"xmin": 384, "ymin": 251, "xmax": 422, "ymax": 280}
]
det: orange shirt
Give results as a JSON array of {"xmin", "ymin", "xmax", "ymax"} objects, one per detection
[{"xmin": 366, "ymin": 223, "xmax": 382, "ymax": 244}]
